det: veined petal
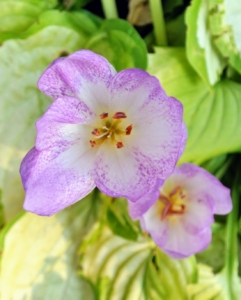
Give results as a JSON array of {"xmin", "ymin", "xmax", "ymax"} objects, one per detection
[
  {"xmin": 109, "ymin": 69, "xmax": 185, "ymax": 179},
  {"xmin": 94, "ymin": 143, "xmax": 157, "ymax": 201},
  {"xmin": 128, "ymin": 182, "xmax": 161, "ymax": 219},
  {"xmin": 20, "ymin": 144, "xmax": 96, "ymax": 216},
  {"xmin": 35, "ymin": 96, "xmax": 94, "ymax": 151},
  {"xmin": 182, "ymin": 192, "xmax": 215, "ymax": 234},
  {"xmin": 140, "ymin": 197, "xmax": 212, "ymax": 259},
  {"xmin": 38, "ymin": 50, "xmax": 116, "ymax": 113},
  {"xmin": 175, "ymin": 163, "xmax": 232, "ymax": 215},
  {"xmin": 141, "ymin": 201, "xmax": 169, "ymax": 246},
  {"xmin": 109, "ymin": 69, "xmax": 164, "ymax": 114},
  {"xmin": 132, "ymin": 97, "xmax": 185, "ymax": 179},
  {"xmin": 162, "ymin": 226, "xmax": 212, "ymax": 259}
]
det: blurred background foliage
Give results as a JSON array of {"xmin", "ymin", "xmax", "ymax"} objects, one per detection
[{"xmin": 0, "ymin": 0, "xmax": 241, "ymax": 299}]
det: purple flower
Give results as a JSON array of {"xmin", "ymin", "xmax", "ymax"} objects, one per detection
[
  {"xmin": 129, "ymin": 163, "xmax": 232, "ymax": 259},
  {"xmin": 20, "ymin": 50, "xmax": 186, "ymax": 216}
]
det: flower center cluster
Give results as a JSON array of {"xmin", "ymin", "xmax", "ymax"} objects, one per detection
[
  {"xmin": 90, "ymin": 112, "xmax": 132, "ymax": 149},
  {"xmin": 159, "ymin": 186, "xmax": 186, "ymax": 220}
]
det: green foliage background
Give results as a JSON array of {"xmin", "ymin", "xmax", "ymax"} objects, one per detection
[{"xmin": 0, "ymin": 0, "xmax": 241, "ymax": 299}]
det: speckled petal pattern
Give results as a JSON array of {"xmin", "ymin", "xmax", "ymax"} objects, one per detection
[
  {"xmin": 94, "ymin": 143, "xmax": 158, "ymax": 201},
  {"xmin": 20, "ymin": 147, "xmax": 95, "ymax": 216},
  {"xmin": 38, "ymin": 50, "xmax": 116, "ymax": 113}
]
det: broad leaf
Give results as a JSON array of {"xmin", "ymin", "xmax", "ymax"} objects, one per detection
[
  {"xmin": 185, "ymin": 0, "xmax": 225, "ymax": 85},
  {"xmin": 0, "ymin": 193, "xmax": 101, "ymax": 299},
  {"xmin": 80, "ymin": 225, "xmax": 197, "ymax": 300},
  {"xmin": 196, "ymin": 223, "xmax": 226, "ymax": 273},
  {"xmin": 106, "ymin": 197, "xmax": 140, "ymax": 241},
  {"xmin": 209, "ymin": 0, "xmax": 241, "ymax": 75},
  {"xmin": 148, "ymin": 48, "xmax": 241, "ymax": 164},
  {"xmin": 0, "ymin": 24, "xmax": 90, "ymax": 221},
  {"xmin": 0, "ymin": 9, "xmax": 101, "ymax": 43},
  {"xmin": 187, "ymin": 264, "xmax": 226, "ymax": 300},
  {"xmin": 84, "ymin": 19, "xmax": 148, "ymax": 71},
  {"xmin": 0, "ymin": 0, "xmax": 57, "ymax": 42}
]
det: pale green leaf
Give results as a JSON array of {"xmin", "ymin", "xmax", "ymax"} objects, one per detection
[
  {"xmin": 147, "ymin": 47, "xmax": 241, "ymax": 164},
  {"xmin": 0, "ymin": 0, "xmax": 57, "ymax": 39},
  {"xmin": 187, "ymin": 264, "xmax": 226, "ymax": 300},
  {"xmin": 80, "ymin": 225, "xmax": 197, "ymax": 300},
  {"xmin": 209, "ymin": 0, "xmax": 241, "ymax": 74},
  {"xmin": 0, "ymin": 10, "xmax": 101, "ymax": 43},
  {"xmin": 185, "ymin": 0, "xmax": 225, "ymax": 85},
  {"xmin": 0, "ymin": 25, "xmax": 89, "ymax": 221},
  {"xmin": 84, "ymin": 19, "xmax": 148, "ymax": 71},
  {"xmin": 0, "ymin": 194, "xmax": 100, "ymax": 300}
]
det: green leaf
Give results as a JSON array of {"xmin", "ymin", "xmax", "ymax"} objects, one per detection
[
  {"xmin": 187, "ymin": 264, "xmax": 226, "ymax": 300},
  {"xmin": 147, "ymin": 47, "xmax": 241, "ymax": 164},
  {"xmin": 0, "ymin": 193, "xmax": 101, "ymax": 300},
  {"xmin": 106, "ymin": 197, "xmax": 139, "ymax": 241},
  {"xmin": 209, "ymin": 0, "xmax": 241, "ymax": 75},
  {"xmin": 196, "ymin": 223, "xmax": 226, "ymax": 273},
  {"xmin": 166, "ymin": 13, "xmax": 186, "ymax": 47},
  {"xmin": 80, "ymin": 225, "xmax": 197, "ymax": 300},
  {"xmin": 0, "ymin": 9, "xmax": 101, "ymax": 43},
  {"xmin": 0, "ymin": 0, "xmax": 57, "ymax": 40},
  {"xmin": 84, "ymin": 19, "xmax": 148, "ymax": 71},
  {"xmin": 201, "ymin": 154, "xmax": 227, "ymax": 175},
  {"xmin": 0, "ymin": 190, "xmax": 5, "ymax": 228},
  {"xmin": 185, "ymin": 0, "xmax": 226, "ymax": 85},
  {"xmin": 0, "ymin": 24, "xmax": 90, "ymax": 221}
]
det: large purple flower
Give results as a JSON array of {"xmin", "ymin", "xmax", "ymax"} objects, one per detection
[
  {"xmin": 129, "ymin": 163, "xmax": 232, "ymax": 259},
  {"xmin": 20, "ymin": 50, "xmax": 186, "ymax": 216}
]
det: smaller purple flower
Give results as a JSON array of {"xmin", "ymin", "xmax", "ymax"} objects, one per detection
[{"xmin": 129, "ymin": 163, "xmax": 232, "ymax": 259}]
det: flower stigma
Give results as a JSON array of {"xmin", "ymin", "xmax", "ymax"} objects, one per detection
[
  {"xmin": 89, "ymin": 111, "xmax": 132, "ymax": 149},
  {"xmin": 159, "ymin": 186, "xmax": 186, "ymax": 220}
]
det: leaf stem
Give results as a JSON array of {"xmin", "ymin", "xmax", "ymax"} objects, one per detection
[
  {"xmin": 225, "ymin": 177, "xmax": 239, "ymax": 299},
  {"xmin": 149, "ymin": 0, "xmax": 167, "ymax": 46},
  {"xmin": 101, "ymin": 0, "xmax": 118, "ymax": 19}
]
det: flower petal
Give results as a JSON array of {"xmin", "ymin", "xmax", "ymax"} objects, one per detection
[
  {"xmin": 109, "ymin": 69, "xmax": 185, "ymax": 179},
  {"xmin": 175, "ymin": 163, "xmax": 232, "ymax": 215},
  {"xmin": 162, "ymin": 226, "xmax": 212, "ymax": 259},
  {"xmin": 140, "ymin": 198, "xmax": 212, "ymax": 258},
  {"xmin": 20, "ymin": 145, "xmax": 95, "ymax": 216},
  {"xmin": 128, "ymin": 182, "xmax": 161, "ymax": 219},
  {"xmin": 38, "ymin": 50, "xmax": 116, "ymax": 112},
  {"xmin": 35, "ymin": 96, "xmax": 94, "ymax": 151},
  {"xmin": 140, "ymin": 201, "xmax": 169, "ymax": 246},
  {"xmin": 94, "ymin": 143, "xmax": 157, "ymax": 201}
]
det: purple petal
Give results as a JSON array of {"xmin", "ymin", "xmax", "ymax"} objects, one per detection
[
  {"xmin": 94, "ymin": 144, "xmax": 157, "ymax": 201},
  {"xmin": 109, "ymin": 69, "xmax": 185, "ymax": 180},
  {"xmin": 35, "ymin": 96, "xmax": 94, "ymax": 151},
  {"xmin": 38, "ymin": 50, "xmax": 116, "ymax": 112},
  {"xmin": 182, "ymin": 192, "xmax": 215, "ymax": 234},
  {"xmin": 140, "ymin": 199, "xmax": 212, "ymax": 258},
  {"xmin": 20, "ymin": 145, "xmax": 95, "ymax": 216},
  {"xmin": 175, "ymin": 163, "xmax": 232, "ymax": 215},
  {"xmin": 178, "ymin": 120, "xmax": 188, "ymax": 159},
  {"xmin": 140, "ymin": 201, "xmax": 169, "ymax": 246},
  {"xmin": 162, "ymin": 226, "xmax": 212, "ymax": 259},
  {"xmin": 128, "ymin": 182, "xmax": 161, "ymax": 219}
]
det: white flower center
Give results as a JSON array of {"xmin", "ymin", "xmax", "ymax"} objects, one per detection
[{"xmin": 89, "ymin": 112, "xmax": 132, "ymax": 149}]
